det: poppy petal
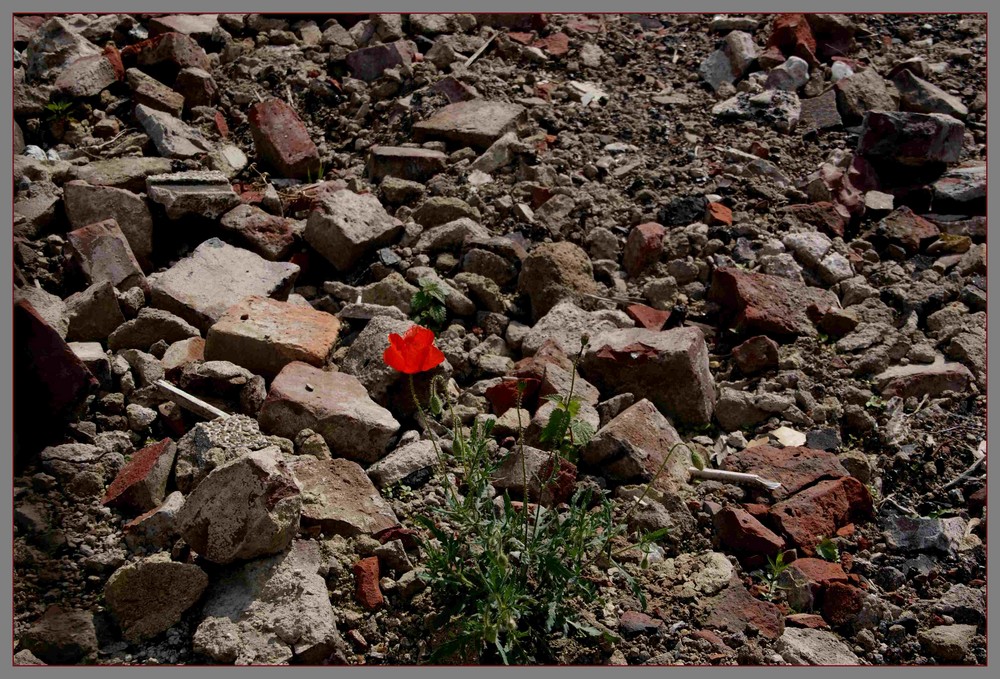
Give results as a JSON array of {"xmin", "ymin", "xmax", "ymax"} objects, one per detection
[{"xmin": 420, "ymin": 344, "xmax": 446, "ymax": 372}]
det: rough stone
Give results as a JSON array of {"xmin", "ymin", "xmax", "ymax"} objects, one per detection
[
  {"xmin": 777, "ymin": 627, "xmax": 861, "ymax": 665},
  {"xmin": 519, "ymin": 241, "xmax": 599, "ymax": 321},
  {"xmin": 522, "ymin": 304, "xmax": 631, "ymax": 359},
  {"xmin": 259, "ymin": 362, "xmax": 400, "ymax": 465},
  {"xmin": 19, "ymin": 606, "xmax": 98, "ymax": 665},
  {"xmin": 132, "ymin": 31, "xmax": 210, "ymax": 71},
  {"xmin": 193, "ymin": 540, "xmax": 344, "ymax": 664},
  {"xmin": 291, "ymin": 457, "xmax": 399, "ymax": 537},
  {"xmin": 918, "ymin": 625, "xmax": 978, "ymax": 663},
  {"xmin": 14, "ymin": 285, "xmax": 69, "ymax": 340},
  {"xmin": 66, "ymin": 218, "xmax": 147, "ymax": 293},
  {"xmin": 126, "ymin": 67, "xmax": 185, "ymax": 117},
  {"xmin": 583, "ymin": 399, "xmax": 691, "ymax": 492},
  {"xmin": 173, "ymin": 415, "xmax": 271, "ymax": 493},
  {"xmin": 366, "ymin": 440, "xmax": 437, "ymax": 489},
  {"xmin": 581, "ymin": 326, "xmax": 716, "ymax": 426},
  {"xmin": 414, "ymin": 217, "xmax": 491, "ymax": 254},
  {"xmin": 346, "ymin": 40, "xmax": 414, "ymax": 82},
  {"xmin": 54, "ymin": 51, "xmax": 120, "ymax": 98},
  {"xmin": 109, "ymin": 308, "xmax": 200, "ymax": 351},
  {"xmin": 875, "ymin": 359, "xmax": 974, "ymax": 399},
  {"xmin": 135, "ymin": 104, "xmax": 214, "ymax": 159},
  {"xmin": 73, "ymin": 156, "xmax": 174, "ymax": 193},
  {"xmin": 833, "ymin": 68, "xmax": 895, "ymax": 124},
  {"xmin": 893, "ymin": 69, "xmax": 968, "ymax": 119},
  {"xmin": 25, "ymin": 17, "xmax": 102, "ymax": 81},
  {"xmin": 732, "ymin": 335, "xmax": 780, "ymax": 375},
  {"xmin": 178, "ymin": 446, "xmax": 301, "ymax": 564},
  {"xmin": 104, "ymin": 553, "xmax": 208, "ymax": 642},
  {"xmin": 174, "ymin": 67, "xmax": 218, "ymax": 109},
  {"xmin": 304, "ymin": 189, "xmax": 403, "ymax": 272},
  {"xmin": 368, "ymin": 146, "xmax": 447, "ymax": 183},
  {"xmin": 857, "ymin": 111, "xmax": 965, "ymax": 166}
]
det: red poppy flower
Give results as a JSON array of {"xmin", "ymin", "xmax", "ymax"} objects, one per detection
[{"xmin": 383, "ymin": 325, "xmax": 445, "ymax": 374}]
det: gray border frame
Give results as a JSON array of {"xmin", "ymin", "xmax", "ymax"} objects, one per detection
[{"xmin": 3, "ymin": 1, "xmax": 994, "ymax": 677}]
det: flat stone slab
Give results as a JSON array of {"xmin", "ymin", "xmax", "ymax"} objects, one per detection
[
  {"xmin": 367, "ymin": 146, "xmax": 447, "ymax": 182},
  {"xmin": 205, "ymin": 296, "xmax": 341, "ymax": 378},
  {"xmin": 413, "ymin": 99, "xmax": 527, "ymax": 149},
  {"xmin": 149, "ymin": 238, "xmax": 299, "ymax": 331},
  {"xmin": 73, "ymin": 156, "xmax": 174, "ymax": 193},
  {"xmin": 146, "ymin": 171, "xmax": 241, "ymax": 220},
  {"xmin": 126, "ymin": 67, "xmax": 185, "ymax": 117},
  {"xmin": 63, "ymin": 180, "xmax": 154, "ymax": 263}
]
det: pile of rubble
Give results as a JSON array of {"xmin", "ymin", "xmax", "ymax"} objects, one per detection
[{"xmin": 13, "ymin": 12, "xmax": 985, "ymax": 666}]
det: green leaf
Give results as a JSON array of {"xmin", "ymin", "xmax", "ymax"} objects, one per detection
[
  {"xmin": 816, "ymin": 536, "xmax": 840, "ymax": 562},
  {"xmin": 569, "ymin": 418, "xmax": 595, "ymax": 446},
  {"xmin": 539, "ymin": 408, "xmax": 569, "ymax": 445}
]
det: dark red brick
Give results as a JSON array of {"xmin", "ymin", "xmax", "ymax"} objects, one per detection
[
  {"xmin": 102, "ymin": 439, "xmax": 176, "ymax": 513},
  {"xmin": 14, "ymin": 300, "xmax": 98, "ymax": 461},
  {"xmin": 723, "ymin": 445, "xmax": 847, "ymax": 499},
  {"xmin": 770, "ymin": 477, "xmax": 873, "ymax": 555},
  {"xmin": 709, "ymin": 267, "xmax": 839, "ymax": 340},
  {"xmin": 715, "ymin": 506, "xmax": 786, "ymax": 556},
  {"xmin": 248, "ymin": 98, "xmax": 321, "ymax": 180}
]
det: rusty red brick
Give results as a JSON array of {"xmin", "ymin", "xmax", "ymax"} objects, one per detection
[
  {"xmin": 706, "ymin": 202, "xmax": 733, "ymax": 226},
  {"xmin": 102, "ymin": 439, "xmax": 176, "ymax": 513},
  {"xmin": 248, "ymin": 98, "xmax": 321, "ymax": 180},
  {"xmin": 622, "ymin": 222, "xmax": 665, "ymax": 278},
  {"xmin": 353, "ymin": 557, "xmax": 384, "ymax": 610},
  {"xmin": 626, "ymin": 304, "xmax": 671, "ymax": 331}
]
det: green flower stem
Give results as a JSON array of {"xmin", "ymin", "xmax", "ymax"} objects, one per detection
[{"xmin": 409, "ymin": 374, "xmax": 460, "ymax": 508}]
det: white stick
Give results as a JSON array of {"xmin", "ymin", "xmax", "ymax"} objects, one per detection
[
  {"xmin": 155, "ymin": 380, "xmax": 231, "ymax": 421},
  {"xmin": 688, "ymin": 467, "xmax": 783, "ymax": 491}
]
